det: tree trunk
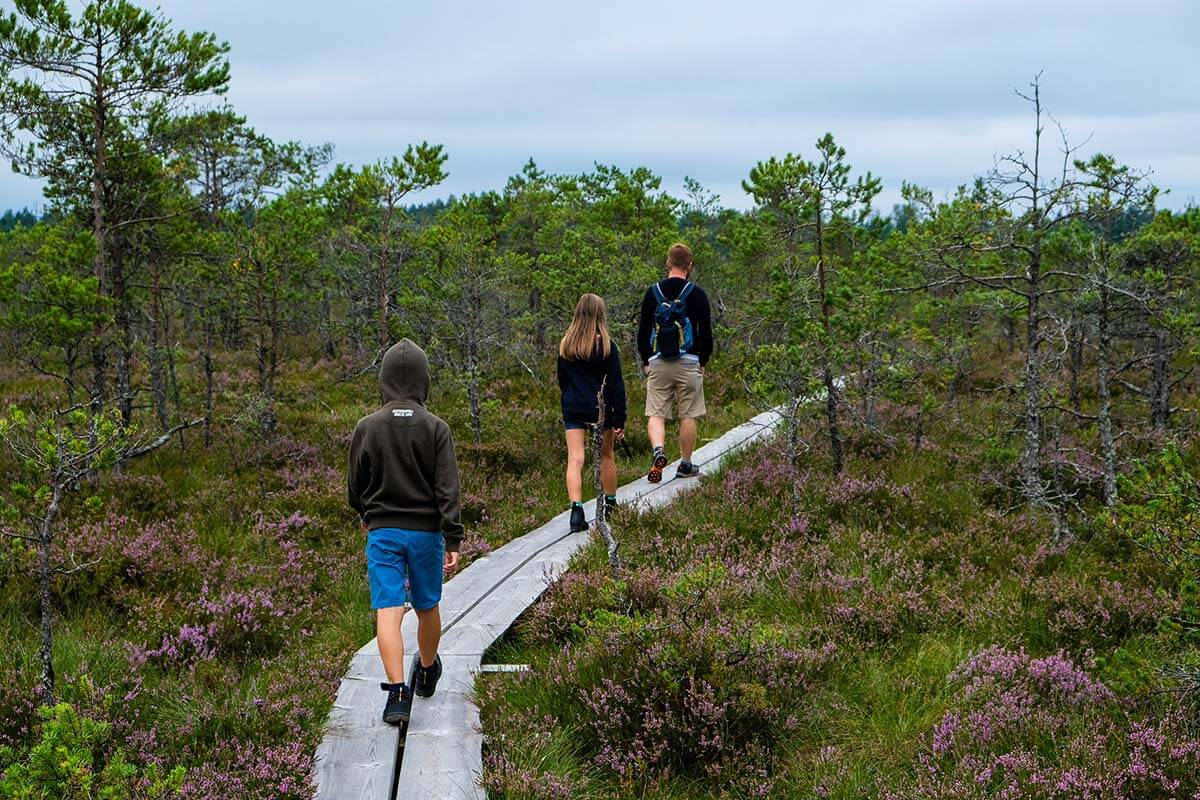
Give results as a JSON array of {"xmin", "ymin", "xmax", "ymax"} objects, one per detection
[
  {"xmin": 1151, "ymin": 327, "xmax": 1170, "ymax": 429},
  {"xmin": 786, "ymin": 395, "xmax": 806, "ymax": 525},
  {"xmin": 1068, "ymin": 321, "xmax": 1084, "ymax": 415},
  {"xmin": 1002, "ymin": 316, "xmax": 1016, "ymax": 352},
  {"xmin": 149, "ymin": 346, "xmax": 169, "ymax": 430},
  {"xmin": 1020, "ymin": 266, "xmax": 1049, "ymax": 516},
  {"xmin": 149, "ymin": 264, "xmax": 170, "ymax": 430},
  {"xmin": 377, "ymin": 257, "xmax": 390, "ymax": 353},
  {"xmin": 814, "ymin": 212, "xmax": 843, "ymax": 474},
  {"xmin": 254, "ymin": 263, "xmax": 277, "ymax": 438},
  {"xmin": 320, "ymin": 290, "xmax": 337, "ymax": 360},
  {"xmin": 90, "ymin": 42, "xmax": 108, "ymax": 409},
  {"xmin": 860, "ymin": 338, "xmax": 880, "ymax": 428},
  {"xmin": 466, "ymin": 341, "xmax": 483, "ymax": 446},
  {"xmin": 203, "ymin": 319, "xmax": 215, "ymax": 447},
  {"xmin": 592, "ymin": 381, "xmax": 620, "ymax": 575},
  {"xmin": 38, "ymin": 485, "xmax": 62, "ymax": 702},
  {"xmin": 1096, "ymin": 285, "xmax": 1117, "ymax": 507},
  {"xmin": 115, "ymin": 305, "xmax": 134, "ymax": 425},
  {"xmin": 112, "ymin": 247, "xmax": 134, "ymax": 425}
]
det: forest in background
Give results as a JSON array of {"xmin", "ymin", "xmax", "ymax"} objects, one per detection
[{"xmin": 1, "ymin": 1, "xmax": 1199, "ymax": 798}]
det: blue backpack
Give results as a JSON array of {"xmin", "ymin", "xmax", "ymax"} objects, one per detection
[{"xmin": 650, "ymin": 281, "xmax": 695, "ymax": 360}]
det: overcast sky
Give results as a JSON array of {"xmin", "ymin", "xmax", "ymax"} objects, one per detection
[{"xmin": 3, "ymin": 0, "xmax": 1198, "ymax": 213}]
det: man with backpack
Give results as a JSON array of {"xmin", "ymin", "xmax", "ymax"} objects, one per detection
[{"xmin": 637, "ymin": 242, "xmax": 714, "ymax": 483}]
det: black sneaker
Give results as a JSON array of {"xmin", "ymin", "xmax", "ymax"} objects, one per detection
[
  {"xmin": 413, "ymin": 654, "xmax": 442, "ymax": 698},
  {"xmin": 604, "ymin": 495, "xmax": 618, "ymax": 512},
  {"xmin": 569, "ymin": 504, "xmax": 587, "ymax": 533},
  {"xmin": 380, "ymin": 682, "xmax": 412, "ymax": 725},
  {"xmin": 676, "ymin": 461, "xmax": 702, "ymax": 479},
  {"xmin": 647, "ymin": 450, "xmax": 668, "ymax": 483}
]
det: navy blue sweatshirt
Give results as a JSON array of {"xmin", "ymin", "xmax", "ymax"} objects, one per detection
[
  {"xmin": 557, "ymin": 342, "xmax": 627, "ymax": 428},
  {"xmin": 637, "ymin": 277, "xmax": 714, "ymax": 366}
]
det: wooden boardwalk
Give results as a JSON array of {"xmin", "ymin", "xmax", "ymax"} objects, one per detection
[{"xmin": 314, "ymin": 408, "xmax": 783, "ymax": 800}]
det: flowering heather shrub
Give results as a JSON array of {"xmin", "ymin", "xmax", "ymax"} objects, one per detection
[
  {"xmin": 51, "ymin": 514, "xmax": 211, "ymax": 609},
  {"xmin": 277, "ymin": 459, "xmax": 341, "ymax": 495},
  {"xmin": 457, "ymin": 528, "xmax": 494, "ymax": 565},
  {"xmin": 105, "ymin": 472, "xmax": 178, "ymax": 518},
  {"xmin": 133, "ymin": 584, "xmax": 288, "ymax": 668},
  {"xmin": 479, "ymin": 396, "xmax": 1193, "ymax": 798},
  {"xmin": 0, "ymin": 669, "xmax": 40, "ymax": 750},
  {"xmin": 257, "ymin": 435, "xmax": 324, "ymax": 471},
  {"xmin": 1032, "ymin": 573, "xmax": 1174, "ymax": 648},
  {"xmin": 517, "ymin": 569, "xmax": 620, "ymax": 645},
  {"xmin": 824, "ymin": 471, "xmax": 914, "ymax": 513},
  {"xmin": 539, "ymin": 598, "xmax": 834, "ymax": 796},
  {"xmin": 481, "ymin": 751, "xmax": 578, "ymax": 800},
  {"xmin": 894, "ymin": 646, "xmax": 1200, "ymax": 799},
  {"xmin": 178, "ymin": 739, "xmax": 312, "ymax": 800},
  {"xmin": 719, "ymin": 448, "xmax": 801, "ymax": 508}
]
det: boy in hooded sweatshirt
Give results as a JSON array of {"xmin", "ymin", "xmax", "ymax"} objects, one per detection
[{"xmin": 348, "ymin": 339, "xmax": 464, "ymax": 725}]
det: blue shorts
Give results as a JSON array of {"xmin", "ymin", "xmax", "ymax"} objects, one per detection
[
  {"xmin": 366, "ymin": 528, "xmax": 445, "ymax": 611},
  {"xmin": 564, "ymin": 419, "xmax": 615, "ymax": 431}
]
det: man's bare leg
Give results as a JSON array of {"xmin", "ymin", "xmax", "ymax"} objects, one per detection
[
  {"xmin": 680, "ymin": 417, "xmax": 697, "ymax": 463},
  {"xmin": 647, "ymin": 415, "xmax": 666, "ymax": 451},
  {"xmin": 647, "ymin": 415, "xmax": 668, "ymax": 482}
]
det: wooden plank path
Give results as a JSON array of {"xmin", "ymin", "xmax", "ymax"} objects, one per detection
[{"xmin": 314, "ymin": 407, "xmax": 783, "ymax": 800}]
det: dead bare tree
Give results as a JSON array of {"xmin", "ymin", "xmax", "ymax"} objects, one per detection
[{"xmin": 914, "ymin": 75, "xmax": 1089, "ymax": 540}]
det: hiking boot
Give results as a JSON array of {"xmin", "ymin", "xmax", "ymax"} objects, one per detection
[
  {"xmin": 676, "ymin": 461, "xmax": 702, "ymax": 479},
  {"xmin": 380, "ymin": 681, "xmax": 412, "ymax": 725},
  {"xmin": 647, "ymin": 450, "xmax": 668, "ymax": 483},
  {"xmin": 569, "ymin": 504, "xmax": 588, "ymax": 533},
  {"xmin": 413, "ymin": 654, "xmax": 442, "ymax": 699}
]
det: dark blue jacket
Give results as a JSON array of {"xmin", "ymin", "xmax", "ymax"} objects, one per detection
[{"xmin": 557, "ymin": 342, "xmax": 627, "ymax": 428}]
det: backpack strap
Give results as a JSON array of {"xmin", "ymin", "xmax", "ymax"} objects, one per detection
[
  {"xmin": 677, "ymin": 281, "xmax": 695, "ymax": 303},
  {"xmin": 651, "ymin": 282, "xmax": 667, "ymax": 304}
]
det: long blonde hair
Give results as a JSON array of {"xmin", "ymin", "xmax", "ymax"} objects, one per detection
[{"xmin": 559, "ymin": 293, "xmax": 612, "ymax": 361}]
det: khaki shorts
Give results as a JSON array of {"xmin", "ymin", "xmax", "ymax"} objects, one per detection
[{"xmin": 645, "ymin": 359, "xmax": 706, "ymax": 420}]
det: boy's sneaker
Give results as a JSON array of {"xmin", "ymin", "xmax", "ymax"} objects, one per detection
[
  {"xmin": 413, "ymin": 654, "xmax": 443, "ymax": 698},
  {"xmin": 380, "ymin": 682, "xmax": 412, "ymax": 725},
  {"xmin": 604, "ymin": 495, "xmax": 618, "ymax": 512},
  {"xmin": 647, "ymin": 449, "xmax": 668, "ymax": 483},
  {"xmin": 676, "ymin": 461, "xmax": 702, "ymax": 479},
  {"xmin": 569, "ymin": 504, "xmax": 588, "ymax": 533}
]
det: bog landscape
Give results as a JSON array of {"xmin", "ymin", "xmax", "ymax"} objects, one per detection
[{"xmin": 1, "ymin": 2, "xmax": 1198, "ymax": 799}]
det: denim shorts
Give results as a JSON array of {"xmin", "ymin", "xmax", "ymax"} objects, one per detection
[{"xmin": 366, "ymin": 528, "xmax": 445, "ymax": 611}]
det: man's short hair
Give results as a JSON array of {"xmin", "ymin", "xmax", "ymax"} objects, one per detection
[{"xmin": 667, "ymin": 243, "xmax": 693, "ymax": 270}]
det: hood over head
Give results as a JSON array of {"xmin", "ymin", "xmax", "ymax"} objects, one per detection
[{"xmin": 379, "ymin": 338, "xmax": 431, "ymax": 405}]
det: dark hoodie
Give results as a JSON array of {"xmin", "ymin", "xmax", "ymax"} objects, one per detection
[{"xmin": 347, "ymin": 339, "xmax": 465, "ymax": 553}]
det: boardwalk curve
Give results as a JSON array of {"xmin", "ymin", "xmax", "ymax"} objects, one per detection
[{"xmin": 314, "ymin": 407, "xmax": 782, "ymax": 800}]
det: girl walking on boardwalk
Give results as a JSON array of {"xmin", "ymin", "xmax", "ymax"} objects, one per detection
[{"xmin": 557, "ymin": 293, "xmax": 627, "ymax": 532}]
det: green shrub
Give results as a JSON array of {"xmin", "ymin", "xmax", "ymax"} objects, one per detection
[{"xmin": 0, "ymin": 703, "xmax": 184, "ymax": 799}]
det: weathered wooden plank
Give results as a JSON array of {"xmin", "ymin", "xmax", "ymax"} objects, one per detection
[{"xmin": 395, "ymin": 656, "xmax": 484, "ymax": 800}]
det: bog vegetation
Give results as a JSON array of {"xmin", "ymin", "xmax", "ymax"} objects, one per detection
[{"xmin": 0, "ymin": 2, "xmax": 1197, "ymax": 798}]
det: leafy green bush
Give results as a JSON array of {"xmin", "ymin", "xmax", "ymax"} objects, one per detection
[{"xmin": 0, "ymin": 703, "xmax": 184, "ymax": 799}]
